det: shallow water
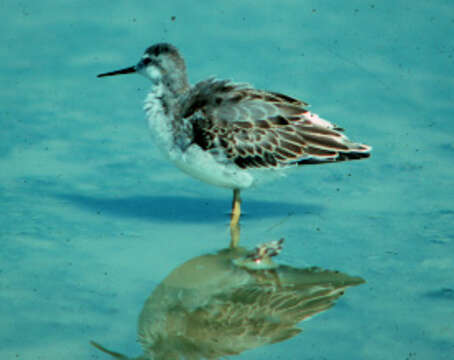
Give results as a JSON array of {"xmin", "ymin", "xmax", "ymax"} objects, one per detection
[{"xmin": 1, "ymin": 1, "xmax": 453, "ymax": 359}]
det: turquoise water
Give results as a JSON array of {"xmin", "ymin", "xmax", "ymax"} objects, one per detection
[{"xmin": 1, "ymin": 1, "xmax": 453, "ymax": 359}]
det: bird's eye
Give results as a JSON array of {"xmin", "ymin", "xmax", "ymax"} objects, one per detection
[{"xmin": 142, "ymin": 57, "xmax": 160, "ymax": 67}]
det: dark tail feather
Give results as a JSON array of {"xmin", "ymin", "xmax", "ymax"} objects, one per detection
[{"xmin": 297, "ymin": 151, "xmax": 370, "ymax": 165}]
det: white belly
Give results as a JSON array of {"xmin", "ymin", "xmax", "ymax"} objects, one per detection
[{"xmin": 171, "ymin": 144, "xmax": 254, "ymax": 189}]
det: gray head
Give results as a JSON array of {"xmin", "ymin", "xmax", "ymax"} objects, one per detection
[{"xmin": 97, "ymin": 43, "xmax": 189, "ymax": 93}]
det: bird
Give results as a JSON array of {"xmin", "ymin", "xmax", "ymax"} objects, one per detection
[{"xmin": 97, "ymin": 43, "xmax": 371, "ymax": 241}]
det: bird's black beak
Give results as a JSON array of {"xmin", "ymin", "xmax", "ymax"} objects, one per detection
[{"xmin": 97, "ymin": 65, "xmax": 136, "ymax": 78}]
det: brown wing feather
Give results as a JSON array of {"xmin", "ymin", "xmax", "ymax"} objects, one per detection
[{"xmin": 181, "ymin": 79, "xmax": 371, "ymax": 169}]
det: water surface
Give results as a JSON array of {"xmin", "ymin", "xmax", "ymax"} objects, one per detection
[{"xmin": 1, "ymin": 1, "xmax": 453, "ymax": 359}]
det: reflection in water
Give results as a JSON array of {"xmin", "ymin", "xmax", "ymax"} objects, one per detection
[{"xmin": 92, "ymin": 240, "xmax": 364, "ymax": 359}]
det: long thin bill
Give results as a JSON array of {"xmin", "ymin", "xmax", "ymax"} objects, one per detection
[{"xmin": 97, "ymin": 66, "xmax": 136, "ymax": 78}]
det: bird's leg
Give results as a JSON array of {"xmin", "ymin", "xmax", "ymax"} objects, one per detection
[{"xmin": 230, "ymin": 188, "xmax": 241, "ymax": 248}]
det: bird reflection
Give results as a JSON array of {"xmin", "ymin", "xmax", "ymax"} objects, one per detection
[{"xmin": 91, "ymin": 239, "xmax": 364, "ymax": 359}]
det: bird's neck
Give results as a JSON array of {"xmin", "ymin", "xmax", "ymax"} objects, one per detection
[
  {"xmin": 149, "ymin": 71, "xmax": 189, "ymax": 115},
  {"xmin": 153, "ymin": 68, "xmax": 189, "ymax": 97},
  {"xmin": 165, "ymin": 70, "xmax": 190, "ymax": 96}
]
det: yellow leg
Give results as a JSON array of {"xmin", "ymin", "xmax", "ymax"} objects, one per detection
[{"xmin": 230, "ymin": 189, "xmax": 241, "ymax": 248}]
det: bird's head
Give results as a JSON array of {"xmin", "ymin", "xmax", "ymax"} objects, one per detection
[{"xmin": 97, "ymin": 43, "xmax": 187, "ymax": 89}]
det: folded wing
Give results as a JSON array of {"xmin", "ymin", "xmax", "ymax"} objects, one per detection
[{"xmin": 181, "ymin": 79, "xmax": 371, "ymax": 169}]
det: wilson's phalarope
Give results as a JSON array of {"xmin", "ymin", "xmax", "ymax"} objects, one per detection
[{"xmin": 97, "ymin": 43, "xmax": 371, "ymax": 240}]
